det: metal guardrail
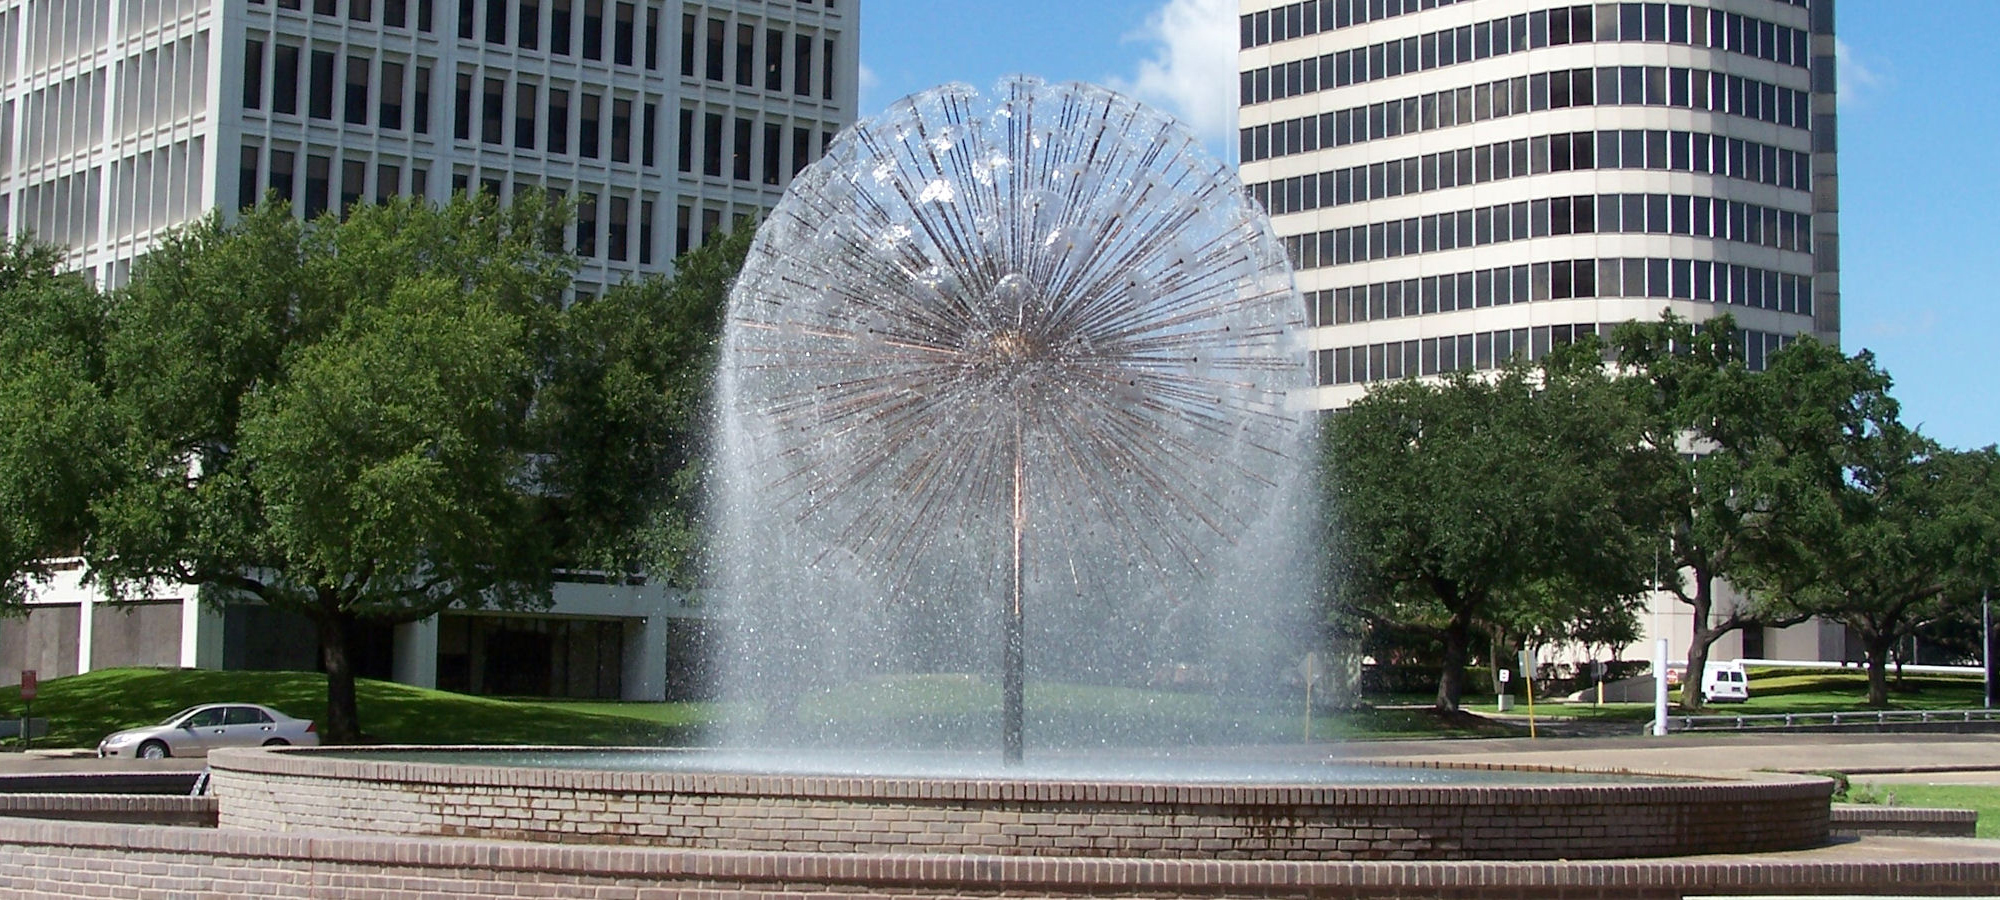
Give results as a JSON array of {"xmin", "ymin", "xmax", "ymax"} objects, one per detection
[{"xmin": 1669, "ymin": 708, "xmax": 2000, "ymax": 732}]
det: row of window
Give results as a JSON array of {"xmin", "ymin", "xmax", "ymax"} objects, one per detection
[
  {"xmin": 443, "ymin": 167, "xmax": 665, "ymax": 265},
  {"xmin": 1243, "ymin": 3, "xmax": 1809, "ymax": 107},
  {"xmin": 1307, "ymin": 255, "xmax": 1814, "ymax": 327},
  {"xmin": 1244, "ymin": 0, "xmax": 1808, "ymax": 50},
  {"xmin": 682, "ymin": 14, "xmax": 838, "ymax": 102},
  {"xmin": 1286, "ymin": 190, "xmax": 1812, "ymax": 271},
  {"xmin": 250, "ymin": 0, "xmax": 438, "ymax": 32},
  {"xmin": 243, "ymin": 39, "xmax": 434, "ymax": 136},
  {"xmin": 1238, "ymin": 0, "xmax": 1471, "ymax": 51},
  {"xmin": 676, "ymin": 107, "xmax": 832, "ymax": 185},
  {"xmin": 1317, "ymin": 322, "xmax": 1797, "ymax": 386},
  {"xmin": 456, "ymin": 0, "xmax": 658, "ymax": 70},
  {"xmin": 452, "ymin": 70, "xmax": 658, "ymax": 166},
  {"xmin": 1243, "ymin": 65, "xmax": 1812, "ymax": 163},
  {"xmin": 1249, "ymin": 128, "xmax": 1811, "ymax": 218}
]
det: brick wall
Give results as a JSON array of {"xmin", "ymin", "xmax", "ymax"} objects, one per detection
[
  {"xmin": 208, "ymin": 748, "xmax": 1832, "ymax": 860},
  {"xmin": 3, "ymin": 814, "xmax": 2000, "ymax": 900}
]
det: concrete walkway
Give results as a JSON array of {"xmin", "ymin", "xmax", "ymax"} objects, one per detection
[{"xmin": 1327, "ymin": 731, "xmax": 2000, "ymax": 779}]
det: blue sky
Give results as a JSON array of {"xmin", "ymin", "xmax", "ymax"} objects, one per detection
[{"xmin": 855, "ymin": 0, "xmax": 2000, "ymax": 450}]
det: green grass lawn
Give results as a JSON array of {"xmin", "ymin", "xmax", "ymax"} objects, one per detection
[
  {"xmin": 0, "ymin": 667, "xmax": 708, "ymax": 749},
  {"xmin": 1846, "ymin": 782, "xmax": 2000, "ymax": 840}
]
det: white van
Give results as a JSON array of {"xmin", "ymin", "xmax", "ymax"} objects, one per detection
[{"xmin": 1702, "ymin": 661, "xmax": 1750, "ymax": 703}]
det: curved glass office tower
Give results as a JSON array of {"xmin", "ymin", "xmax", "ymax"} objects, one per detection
[{"xmin": 1238, "ymin": 0, "xmax": 1837, "ymax": 408}]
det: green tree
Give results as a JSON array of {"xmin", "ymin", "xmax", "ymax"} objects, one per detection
[
  {"xmin": 1325, "ymin": 341, "xmax": 1651, "ymax": 710},
  {"xmin": 87, "ymin": 195, "xmax": 590, "ymax": 742},
  {"xmin": 1749, "ymin": 390, "xmax": 2000, "ymax": 705},
  {"xmin": 536, "ymin": 223, "xmax": 754, "ymax": 586},
  {"xmin": 0, "ymin": 239, "xmax": 112, "ymax": 605}
]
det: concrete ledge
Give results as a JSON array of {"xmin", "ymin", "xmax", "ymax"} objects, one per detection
[
  {"xmin": 1, "ymin": 816, "xmax": 1998, "ymax": 899},
  {"xmin": 0, "ymin": 794, "xmax": 217, "ymax": 827},
  {"xmin": 1831, "ymin": 804, "xmax": 1979, "ymax": 838}
]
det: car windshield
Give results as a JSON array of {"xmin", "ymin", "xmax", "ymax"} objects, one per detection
[{"xmin": 159, "ymin": 706, "xmax": 205, "ymax": 726}]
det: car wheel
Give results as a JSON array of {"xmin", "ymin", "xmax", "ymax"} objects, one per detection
[
  {"xmin": 262, "ymin": 738, "xmax": 290, "ymax": 747},
  {"xmin": 138, "ymin": 741, "xmax": 170, "ymax": 760}
]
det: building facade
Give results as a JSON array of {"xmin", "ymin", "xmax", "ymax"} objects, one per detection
[
  {"xmin": 1238, "ymin": 0, "xmax": 1845, "ymax": 665},
  {"xmin": 0, "ymin": 0, "xmax": 857, "ymax": 699}
]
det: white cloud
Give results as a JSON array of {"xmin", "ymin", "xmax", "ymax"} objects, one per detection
[
  {"xmin": 857, "ymin": 62, "xmax": 881, "ymax": 111},
  {"xmin": 1834, "ymin": 38, "xmax": 1883, "ymax": 109},
  {"xmin": 1108, "ymin": 0, "xmax": 1238, "ymax": 149}
]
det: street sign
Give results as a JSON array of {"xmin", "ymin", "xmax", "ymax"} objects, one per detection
[{"xmin": 18, "ymin": 670, "xmax": 34, "ymax": 702}]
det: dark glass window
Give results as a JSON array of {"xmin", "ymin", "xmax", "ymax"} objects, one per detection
[
  {"xmin": 547, "ymin": 88, "xmax": 569, "ymax": 153},
  {"xmin": 309, "ymin": 50, "xmax": 336, "ymax": 120},
  {"xmin": 583, "ymin": 0, "xmax": 603, "ymax": 59},
  {"xmin": 765, "ymin": 29, "xmax": 783, "ymax": 90},
  {"xmin": 238, "ymin": 145, "xmax": 260, "ymax": 208},
  {"xmin": 344, "ymin": 56, "xmax": 369, "ymax": 125},
  {"xmin": 376, "ymin": 162, "xmax": 401, "ymax": 202},
  {"xmin": 762, "ymin": 121, "xmax": 780, "ymax": 184},
  {"xmin": 515, "ymin": 83, "xmax": 536, "ymax": 149},
  {"xmin": 580, "ymin": 93, "xmax": 601, "ymax": 157},
  {"xmin": 793, "ymin": 33, "xmax": 810, "ymax": 95},
  {"xmin": 823, "ymin": 37, "xmax": 834, "ymax": 99},
  {"xmin": 642, "ymin": 103, "xmax": 656, "ymax": 167},
  {"xmin": 519, "ymin": 1, "xmax": 539, "ymax": 50},
  {"xmin": 732, "ymin": 116, "xmax": 751, "ymax": 180},
  {"xmin": 485, "ymin": 0, "xmax": 507, "ymax": 43},
  {"xmin": 705, "ymin": 18, "xmax": 724, "ymax": 80},
  {"xmin": 341, "ymin": 158, "xmax": 365, "ymax": 213},
  {"xmin": 305, "ymin": 154, "xmax": 331, "ymax": 217},
  {"xmin": 608, "ymin": 195, "xmax": 629, "ymax": 261},
  {"xmin": 458, "ymin": 0, "xmax": 475, "ymax": 39},
  {"xmin": 577, "ymin": 193, "xmax": 597, "ymax": 256},
  {"xmin": 243, "ymin": 40, "xmax": 264, "ymax": 110},
  {"xmin": 552, "ymin": 0, "xmax": 572, "ymax": 54},
  {"xmin": 791, "ymin": 125, "xmax": 809, "ymax": 175},
  {"xmin": 639, "ymin": 199, "xmax": 654, "ymax": 265},
  {"xmin": 611, "ymin": 98, "xmax": 631, "ymax": 162},
  {"xmin": 677, "ymin": 107, "xmax": 693, "ymax": 171},
  {"xmin": 379, "ymin": 61, "xmax": 404, "ymax": 130},
  {"xmin": 703, "ymin": 112, "xmax": 723, "ymax": 176},
  {"xmin": 614, "ymin": 2, "xmax": 634, "ymax": 65},
  {"xmin": 681, "ymin": 14, "xmax": 696, "ymax": 77},
  {"xmin": 385, "ymin": 0, "xmax": 407, "ymax": 27},
  {"xmin": 644, "ymin": 7, "xmax": 659, "ymax": 70},
  {"xmin": 481, "ymin": 77, "xmax": 504, "ymax": 144},
  {"xmin": 735, "ymin": 24, "xmax": 753, "ymax": 85},
  {"xmin": 413, "ymin": 66, "xmax": 431, "ymax": 134}
]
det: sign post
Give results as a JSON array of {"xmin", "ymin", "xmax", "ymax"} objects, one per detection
[{"xmin": 17, "ymin": 670, "xmax": 34, "ymax": 751}]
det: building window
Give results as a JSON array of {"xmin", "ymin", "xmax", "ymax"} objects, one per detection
[
  {"xmin": 791, "ymin": 125, "xmax": 810, "ymax": 175},
  {"xmin": 376, "ymin": 162, "xmax": 402, "ymax": 202},
  {"xmin": 273, "ymin": 44, "xmax": 301, "ymax": 115},
  {"xmin": 269, "ymin": 149, "xmax": 296, "ymax": 203},
  {"xmin": 414, "ymin": 66, "xmax": 432, "ymax": 133},
  {"xmin": 577, "ymin": 193, "xmax": 597, "ymax": 255},
  {"xmin": 681, "ymin": 14, "xmax": 696, "ymax": 77},
  {"xmin": 608, "ymin": 195, "xmax": 629, "ymax": 261},
  {"xmin": 548, "ymin": 88, "xmax": 570, "ymax": 154},
  {"xmin": 822, "ymin": 37, "xmax": 834, "ymax": 100},
  {"xmin": 613, "ymin": 2, "xmax": 634, "ymax": 65},
  {"xmin": 705, "ymin": 18, "xmax": 725, "ymax": 81},
  {"xmin": 762, "ymin": 122, "xmax": 780, "ymax": 184},
  {"xmin": 238, "ymin": 144, "xmax": 260, "ymax": 208},
  {"xmin": 341, "ymin": 157, "xmax": 366, "ymax": 213},
  {"xmin": 380, "ymin": 61, "xmax": 405, "ymax": 130},
  {"xmin": 519, "ymin": 0, "xmax": 540, "ymax": 50},
  {"xmin": 642, "ymin": 103, "xmax": 656, "ymax": 167},
  {"xmin": 458, "ymin": 0, "xmax": 475, "ymax": 39},
  {"xmin": 308, "ymin": 50, "xmax": 336, "ymax": 120},
  {"xmin": 580, "ymin": 93, "xmax": 601, "ymax": 157},
  {"xmin": 675, "ymin": 203, "xmax": 690, "ymax": 255},
  {"xmin": 386, "ymin": 0, "xmax": 407, "ymax": 28},
  {"xmin": 792, "ymin": 34, "xmax": 810, "ymax": 96},
  {"xmin": 703, "ymin": 112, "xmax": 722, "ymax": 176},
  {"xmin": 731, "ymin": 117, "xmax": 751, "ymax": 181},
  {"xmin": 351, "ymin": 0, "xmax": 372, "ymax": 22},
  {"xmin": 644, "ymin": 7, "xmax": 658, "ymax": 70},
  {"xmin": 455, "ymin": 72, "xmax": 473, "ymax": 139},
  {"xmin": 305, "ymin": 153, "xmax": 331, "ymax": 217},
  {"xmin": 551, "ymin": 0, "xmax": 572, "ymax": 54},
  {"xmin": 485, "ymin": 0, "xmax": 507, "ymax": 43},
  {"xmin": 244, "ymin": 40, "xmax": 264, "ymax": 110},
  {"xmin": 611, "ymin": 98, "xmax": 631, "ymax": 162},
  {"xmin": 677, "ymin": 108, "xmax": 693, "ymax": 172},
  {"xmin": 639, "ymin": 199, "xmax": 654, "ymax": 265},
  {"xmin": 735, "ymin": 24, "xmax": 753, "ymax": 86},
  {"xmin": 765, "ymin": 28, "xmax": 783, "ymax": 90},
  {"xmin": 482, "ymin": 77, "xmax": 505, "ymax": 144},
  {"xmin": 515, "ymin": 83, "xmax": 537, "ymax": 149},
  {"xmin": 583, "ymin": 0, "xmax": 603, "ymax": 59},
  {"xmin": 344, "ymin": 56, "xmax": 370, "ymax": 125}
]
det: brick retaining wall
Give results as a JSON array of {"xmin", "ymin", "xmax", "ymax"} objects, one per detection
[
  {"xmin": 3, "ymin": 814, "xmax": 2000, "ymax": 900},
  {"xmin": 207, "ymin": 747, "xmax": 1832, "ymax": 860}
]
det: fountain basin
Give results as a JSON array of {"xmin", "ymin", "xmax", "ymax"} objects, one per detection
[{"xmin": 206, "ymin": 747, "xmax": 1831, "ymax": 860}]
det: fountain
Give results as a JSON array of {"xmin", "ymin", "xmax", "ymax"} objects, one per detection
[
  {"xmin": 191, "ymin": 80, "xmax": 1836, "ymax": 879},
  {"xmin": 711, "ymin": 75, "xmax": 1318, "ymax": 763}
]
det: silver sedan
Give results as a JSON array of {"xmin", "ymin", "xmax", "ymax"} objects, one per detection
[{"xmin": 97, "ymin": 703, "xmax": 320, "ymax": 759}]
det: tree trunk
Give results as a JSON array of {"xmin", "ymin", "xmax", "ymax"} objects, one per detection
[
  {"xmin": 315, "ymin": 602, "xmax": 363, "ymax": 744},
  {"xmin": 1679, "ymin": 568, "xmax": 1717, "ymax": 713},
  {"xmin": 1864, "ymin": 632, "xmax": 1893, "ymax": 708},
  {"xmin": 1435, "ymin": 613, "xmax": 1472, "ymax": 712}
]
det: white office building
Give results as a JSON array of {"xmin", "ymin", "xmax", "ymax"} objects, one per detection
[
  {"xmin": 1239, "ymin": 0, "xmax": 1848, "ymax": 665},
  {"xmin": 0, "ymin": 0, "xmax": 858, "ymax": 699}
]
